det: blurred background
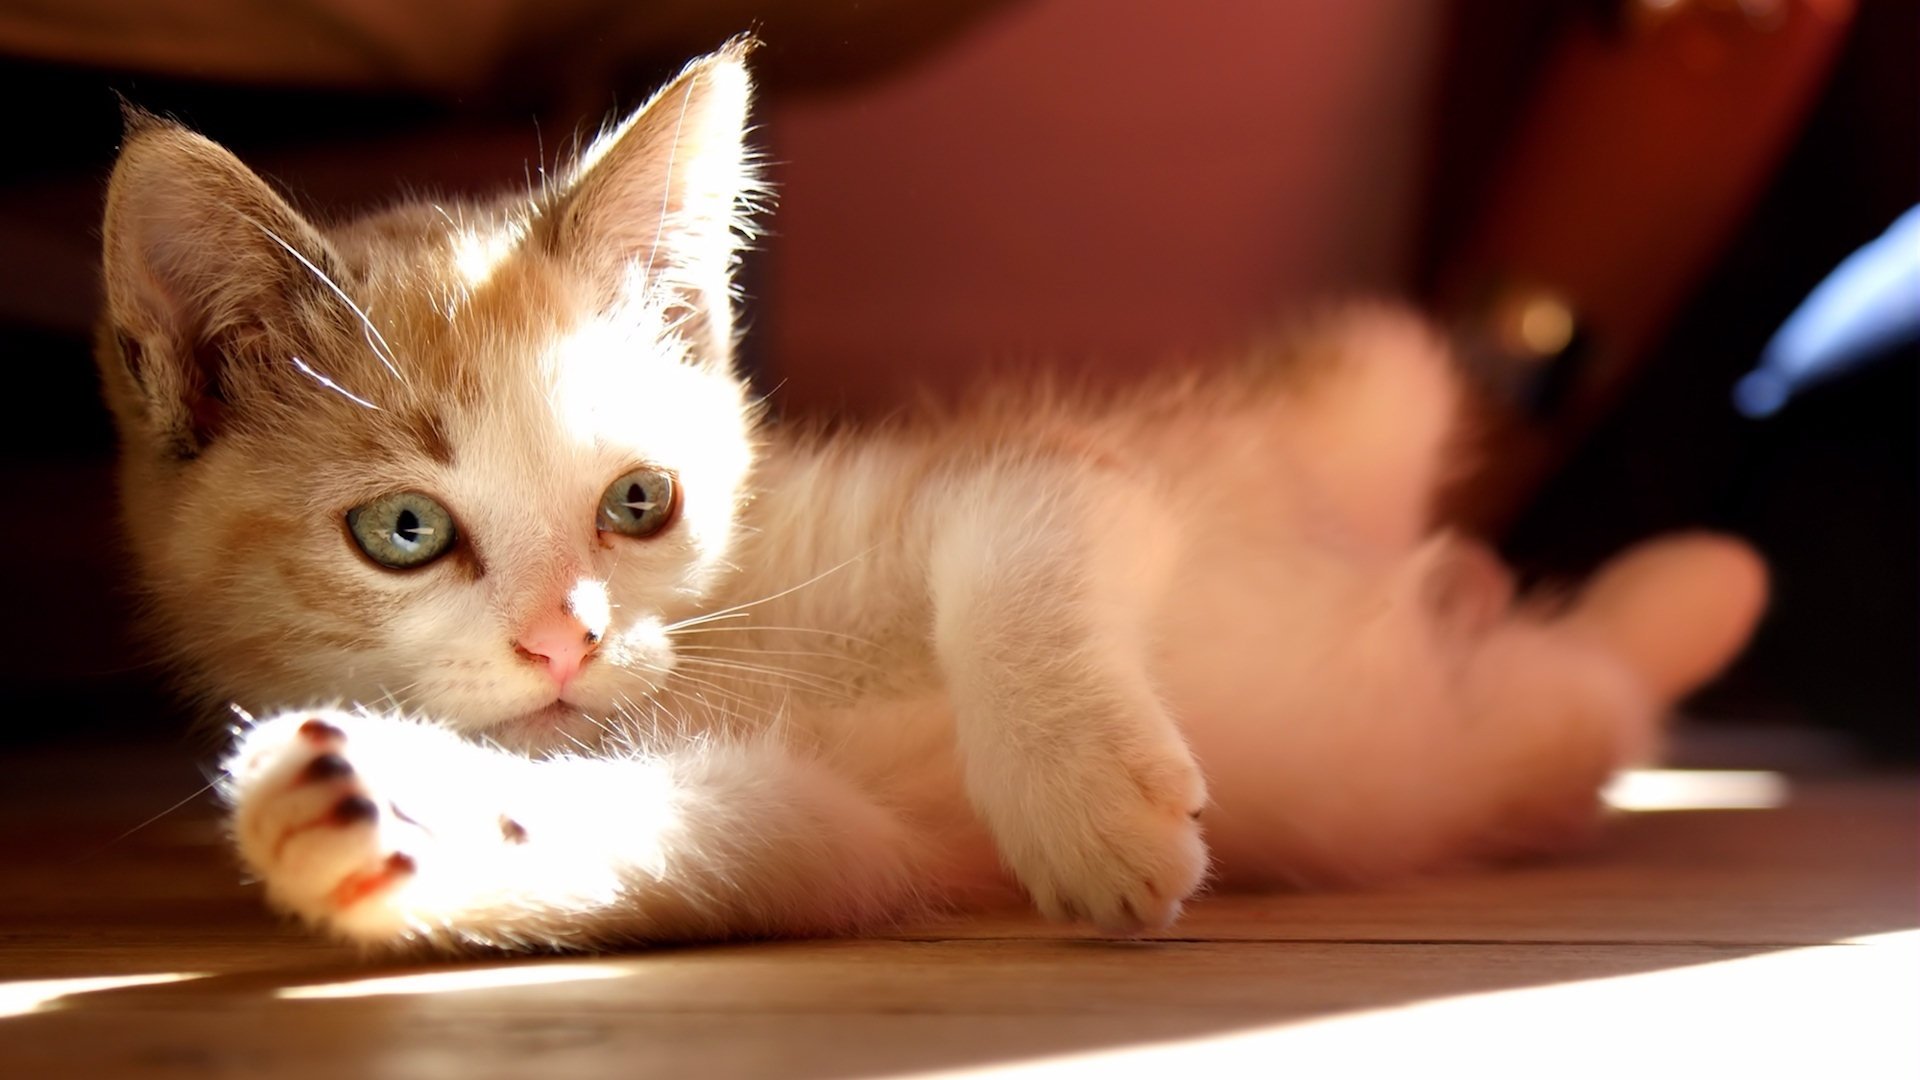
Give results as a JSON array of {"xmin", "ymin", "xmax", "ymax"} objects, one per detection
[{"xmin": 0, "ymin": 0, "xmax": 1910, "ymax": 761}]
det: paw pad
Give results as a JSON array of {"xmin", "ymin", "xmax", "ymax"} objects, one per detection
[
  {"xmin": 330, "ymin": 793, "xmax": 379, "ymax": 826},
  {"xmin": 301, "ymin": 752, "xmax": 354, "ymax": 783}
]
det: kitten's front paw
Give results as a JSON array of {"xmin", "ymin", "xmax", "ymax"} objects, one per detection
[
  {"xmin": 988, "ymin": 740, "xmax": 1210, "ymax": 934},
  {"xmin": 225, "ymin": 710, "xmax": 517, "ymax": 946}
]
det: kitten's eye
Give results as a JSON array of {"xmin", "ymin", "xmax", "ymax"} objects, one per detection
[
  {"xmin": 346, "ymin": 492, "xmax": 457, "ymax": 569},
  {"xmin": 598, "ymin": 467, "xmax": 677, "ymax": 538}
]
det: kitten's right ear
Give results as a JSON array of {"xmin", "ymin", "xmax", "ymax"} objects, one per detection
[{"xmin": 100, "ymin": 111, "xmax": 341, "ymax": 457}]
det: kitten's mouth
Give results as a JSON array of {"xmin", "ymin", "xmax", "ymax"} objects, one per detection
[
  {"xmin": 523, "ymin": 701, "xmax": 583, "ymax": 725},
  {"xmin": 478, "ymin": 691, "xmax": 622, "ymax": 753},
  {"xmin": 488, "ymin": 700, "xmax": 606, "ymax": 750}
]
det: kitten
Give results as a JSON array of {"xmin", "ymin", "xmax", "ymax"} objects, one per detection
[{"xmin": 95, "ymin": 42, "xmax": 1766, "ymax": 950}]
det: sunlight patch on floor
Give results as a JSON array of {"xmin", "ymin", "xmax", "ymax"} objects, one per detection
[
  {"xmin": 277, "ymin": 962, "xmax": 629, "ymax": 1000},
  {"xmin": 1603, "ymin": 768, "xmax": 1789, "ymax": 812},
  {"xmin": 0, "ymin": 972, "xmax": 206, "ymax": 1019},
  {"xmin": 918, "ymin": 930, "xmax": 1920, "ymax": 1078}
]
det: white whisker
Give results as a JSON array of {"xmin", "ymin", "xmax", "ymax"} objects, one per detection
[
  {"xmin": 674, "ymin": 642, "xmax": 889, "ymax": 673},
  {"xmin": 672, "ymin": 655, "xmax": 860, "ymax": 700},
  {"xmin": 642, "ymin": 77, "xmax": 697, "ymax": 277},
  {"xmin": 667, "ymin": 624, "xmax": 889, "ymax": 652},
  {"xmin": 664, "ymin": 673, "xmax": 767, "ymax": 715},
  {"xmin": 641, "ymin": 660, "xmax": 772, "ymax": 720},
  {"xmin": 661, "ymin": 546, "xmax": 878, "ymax": 633},
  {"xmin": 359, "ymin": 314, "xmax": 395, "ymax": 378},
  {"xmin": 290, "ymin": 355, "xmax": 380, "ymax": 410},
  {"xmin": 248, "ymin": 219, "xmax": 406, "ymax": 382}
]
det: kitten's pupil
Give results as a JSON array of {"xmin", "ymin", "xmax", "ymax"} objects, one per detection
[
  {"xmin": 394, "ymin": 509, "xmax": 420, "ymax": 547},
  {"xmin": 626, "ymin": 482, "xmax": 645, "ymax": 508}
]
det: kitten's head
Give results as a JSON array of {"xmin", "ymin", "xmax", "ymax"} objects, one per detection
[{"xmin": 97, "ymin": 44, "xmax": 763, "ymax": 751}]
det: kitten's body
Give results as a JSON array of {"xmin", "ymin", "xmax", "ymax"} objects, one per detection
[{"xmin": 98, "ymin": 46, "xmax": 1765, "ymax": 949}]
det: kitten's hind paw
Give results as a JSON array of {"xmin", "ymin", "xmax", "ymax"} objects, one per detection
[{"xmin": 1565, "ymin": 533, "xmax": 1768, "ymax": 704}]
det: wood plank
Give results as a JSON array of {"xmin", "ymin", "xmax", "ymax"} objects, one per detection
[{"xmin": 0, "ymin": 743, "xmax": 1913, "ymax": 1078}]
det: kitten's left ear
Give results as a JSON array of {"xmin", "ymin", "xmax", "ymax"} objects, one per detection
[{"xmin": 541, "ymin": 40, "xmax": 759, "ymax": 367}]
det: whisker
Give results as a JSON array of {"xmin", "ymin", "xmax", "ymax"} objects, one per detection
[
  {"xmin": 68, "ymin": 777, "xmax": 222, "ymax": 866},
  {"xmin": 670, "ymin": 665, "xmax": 852, "ymax": 704},
  {"xmin": 660, "ymin": 671, "xmax": 768, "ymax": 716},
  {"xmin": 290, "ymin": 355, "xmax": 380, "ymax": 410},
  {"xmin": 667, "ymin": 624, "xmax": 891, "ymax": 652},
  {"xmin": 247, "ymin": 219, "xmax": 406, "ymax": 383},
  {"xmin": 663, "ymin": 610, "xmax": 753, "ymax": 631},
  {"xmin": 582, "ymin": 708, "xmax": 629, "ymax": 740},
  {"xmin": 641, "ymin": 661, "xmax": 772, "ymax": 720},
  {"xmin": 660, "ymin": 546, "xmax": 879, "ymax": 633},
  {"xmin": 367, "ymin": 680, "xmax": 423, "ymax": 712},
  {"xmin": 534, "ymin": 116, "xmax": 549, "ymax": 203},
  {"xmin": 673, "ymin": 642, "xmax": 889, "ymax": 673},
  {"xmin": 642, "ymin": 76, "xmax": 698, "ymax": 278},
  {"xmin": 359, "ymin": 312, "xmax": 395, "ymax": 378},
  {"xmin": 672, "ymin": 655, "xmax": 861, "ymax": 699},
  {"xmin": 612, "ymin": 692, "xmax": 676, "ymax": 750}
]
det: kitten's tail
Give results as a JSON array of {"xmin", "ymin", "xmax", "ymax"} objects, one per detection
[{"xmin": 1560, "ymin": 532, "xmax": 1769, "ymax": 705}]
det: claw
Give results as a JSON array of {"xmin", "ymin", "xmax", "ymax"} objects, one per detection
[{"xmin": 271, "ymin": 793, "xmax": 378, "ymax": 860}]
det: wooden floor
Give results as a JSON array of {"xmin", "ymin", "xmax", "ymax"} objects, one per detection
[{"xmin": 0, "ymin": 742, "xmax": 1914, "ymax": 1078}]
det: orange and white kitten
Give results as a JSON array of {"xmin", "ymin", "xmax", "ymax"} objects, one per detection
[{"xmin": 96, "ymin": 44, "xmax": 1765, "ymax": 950}]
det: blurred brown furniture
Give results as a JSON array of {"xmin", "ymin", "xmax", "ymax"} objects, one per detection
[{"xmin": 1433, "ymin": 0, "xmax": 1853, "ymax": 530}]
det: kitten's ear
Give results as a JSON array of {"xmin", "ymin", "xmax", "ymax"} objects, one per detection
[
  {"xmin": 540, "ymin": 40, "xmax": 758, "ymax": 366},
  {"xmin": 100, "ymin": 109, "xmax": 343, "ymax": 457}
]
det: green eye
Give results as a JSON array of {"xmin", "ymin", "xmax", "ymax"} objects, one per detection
[
  {"xmin": 598, "ymin": 467, "xmax": 676, "ymax": 538},
  {"xmin": 346, "ymin": 492, "xmax": 457, "ymax": 569}
]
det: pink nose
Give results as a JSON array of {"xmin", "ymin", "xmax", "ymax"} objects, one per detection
[{"xmin": 515, "ymin": 608, "xmax": 600, "ymax": 687}]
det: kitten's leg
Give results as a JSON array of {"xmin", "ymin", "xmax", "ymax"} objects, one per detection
[
  {"xmin": 928, "ymin": 461, "xmax": 1208, "ymax": 933},
  {"xmin": 226, "ymin": 710, "xmax": 917, "ymax": 951},
  {"xmin": 1259, "ymin": 305, "xmax": 1461, "ymax": 550},
  {"xmin": 1429, "ymin": 532, "xmax": 1768, "ymax": 858}
]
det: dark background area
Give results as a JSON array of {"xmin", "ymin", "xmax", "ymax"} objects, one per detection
[
  {"xmin": 0, "ymin": 1, "xmax": 1910, "ymax": 759},
  {"xmin": 1496, "ymin": 0, "xmax": 1917, "ymax": 759}
]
